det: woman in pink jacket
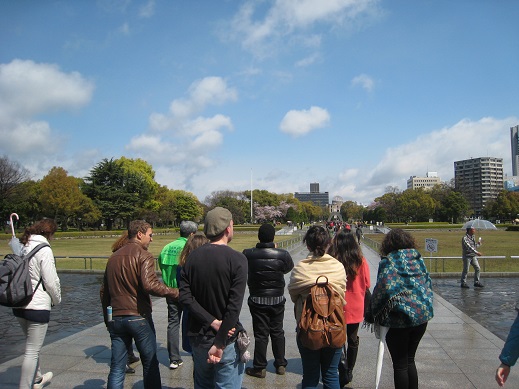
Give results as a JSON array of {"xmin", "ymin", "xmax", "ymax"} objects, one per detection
[{"xmin": 328, "ymin": 230, "xmax": 370, "ymax": 387}]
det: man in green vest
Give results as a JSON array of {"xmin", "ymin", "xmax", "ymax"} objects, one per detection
[{"xmin": 158, "ymin": 220, "xmax": 198, "ymax": 369}]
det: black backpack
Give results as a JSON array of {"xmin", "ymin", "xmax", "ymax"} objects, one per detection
[{"xmin": 0, "ymin": 243, "xmax": 50, "ymax": 307}]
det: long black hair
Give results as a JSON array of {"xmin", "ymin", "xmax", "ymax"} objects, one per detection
[{"xmin": 328, "ymin": 230, "xmax": 363, "ymax": 280}]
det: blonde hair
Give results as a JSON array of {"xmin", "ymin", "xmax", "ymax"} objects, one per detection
[{"xmin": 179, "ymin": 233, "xmax": 209, "ymax": 267}]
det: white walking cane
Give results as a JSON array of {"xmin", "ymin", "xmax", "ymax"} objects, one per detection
[
  {"xmin": 8, "ymin": 212, "xmax": 23, "ymax": 255},
  {"xmin": 375, "ymin": 325, "xmax": 389, "ymax": 389}
]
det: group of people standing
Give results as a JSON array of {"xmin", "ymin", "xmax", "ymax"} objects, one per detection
[{"xmin": 8, "ymin": 213, "xmax": 518, "ymax": 389}]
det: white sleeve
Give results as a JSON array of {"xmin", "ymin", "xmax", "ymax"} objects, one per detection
[{"xmin": 39, "ymin": 246, "xmax": 61, "ymax": 306}]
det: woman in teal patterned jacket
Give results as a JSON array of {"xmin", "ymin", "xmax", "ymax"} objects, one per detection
[{"xmin": 370, "ymin": 229, "xmax": 434, "ymax": 389}]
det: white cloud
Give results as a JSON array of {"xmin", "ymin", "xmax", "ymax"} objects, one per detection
[
  {"xmin": 295, "ymin": 53, "xmax": 321, "ymax": 67},
  {"xmin": 229, "ymin": 0, "xmax": 380, "ymax": 56},
  {"xmin": 365, "ymin": 116, "xmax": 517, "ymax": 189},
  {"xmin": 157, "ymin": 77, "xmax": 237, "ymax": 125},
  {"xmin": 0, "ymin": 59, "xmax": 94, "ymax": 118},
  {"xmin": 279, "ymin": 106, "xmax": 330, "ymax": 137},
  {"xmin": 127, "ymin": 77, "xmax": 237, "ymax": 190},
  {"xmin": 119, "ymin": 22, "xmax": 130, "ymax": 35},
  {"xmin": 0, "ymin": 59, "xmax": 94, "ymax": 158},
  {"xmin": 351, "ymin": 73, "xmax": 374, "ymax": 92},
  {"xmin": 139, "ymin": 0, "xmax": 155, "ymax": 18}
]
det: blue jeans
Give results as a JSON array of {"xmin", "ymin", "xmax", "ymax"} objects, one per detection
[
  {"xmin": 297, "ymin": 337, "xmax": 342, "ymax": 389},
  {"xmin": 191, "ymin": 339, "xmax": 244, "ymax": 389},
  {"xmin": 107, "ymin": 315, "xmax": 161, "ymax": 389},
  {"xmin": 167, "ymin": 297, "xmax": 182, "ymax": 362}
]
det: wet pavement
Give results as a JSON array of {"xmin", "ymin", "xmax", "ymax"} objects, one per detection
[
  {"xmin": 1, "ymin": 244, "xmax": 518, "ymax": 389},
  {"xmin": 1, "ymin": 272, "xmax": 518, "ymax": 365},
  {"xmin": 432, "ymin": 277, "xmax": 518, "ymax": 341},
  {"xmin": 0, "ymin": 273, "xmax": 105, "ymax": 364}
]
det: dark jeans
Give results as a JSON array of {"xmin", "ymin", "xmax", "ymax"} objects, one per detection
[
  {"xmin": 248, "ymin": 298, "xmax": 287, "ymax": 369},
  {"xmin": 107, "ymin": 315, "xmax": 161, "ymax": 389},
  {"xmin": 166, "ymin": 297, "xmax": 182, "ymax": 362},
  {"xmin": 385, "ymin": 323, "xmax": 428, "ymax": 389},
  {"xmin": 297, "ymin": 336, "xmax": 342, "ymax": 389}
]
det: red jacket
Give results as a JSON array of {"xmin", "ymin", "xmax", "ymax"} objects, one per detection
[{"xmin": 343, "ymin": 257, "xmax": 371, "ymax": 324}]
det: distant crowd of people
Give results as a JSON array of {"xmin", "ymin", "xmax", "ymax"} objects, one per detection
[{"xmin": 7, "ymin": 212, "xmax": 518, "ymax": 389}]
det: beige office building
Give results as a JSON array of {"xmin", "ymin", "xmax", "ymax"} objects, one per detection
[
  {"xmin": 407, "ymin": 172, "xmax": 441, "ymax": 190},
  {"xmin": 454, "ymin": 157, "xmax": 503, "ymax": 216}
]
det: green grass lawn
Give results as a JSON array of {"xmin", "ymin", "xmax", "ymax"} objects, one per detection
[{"xmin": 0, "ymin": 229, "xmax": 302, "ymax": 271}]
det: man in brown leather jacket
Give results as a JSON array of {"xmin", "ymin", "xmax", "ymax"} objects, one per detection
[{"xmin": 101, "ymin": 220, "xmax": 178, "ymax": 389}]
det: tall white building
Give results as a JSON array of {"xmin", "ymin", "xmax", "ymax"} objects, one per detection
[
  {"xmin": 406, "ymin": 172, "xmax": 441, "ymax": 190},
  {"xmin": 454, "ymin": 157, "xmax": 503, "ymax": 216}
]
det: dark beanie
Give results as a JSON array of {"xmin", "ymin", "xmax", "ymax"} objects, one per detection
[{"xmin": 258, "ymin": 223, "xmax": 275, "ymax": 243}]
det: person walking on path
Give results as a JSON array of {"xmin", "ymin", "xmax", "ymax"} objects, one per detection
[
  {"xmin": 355, "ymin": 225, "xmax": 363, "ymax": 245},
  {"xmin": 179, "ymin": 207, "xmax": 248, "ymax": 389},
  {"xmin": 158, "ymin": 220, "xmax": 198, "ymax": 370},
  {"xmin": 288, "ymin": 225, "xmax": 347, "ymax": 389},
  {"xmin": 100, "ymin": 220, "xmax": 179, "ymax": 389},
  {"xmin": 13, "ymin": 219, "xmax": 61, "ymax": 389},
  {"xmin": 328, "ymin": 230, "xmax": 370, "ymax": 387},
  {"xmin": 242, "ymin": 223, "xmax": 294, "ymax": 378},
  {"xmin": 370, "ymin": 229, "xmax": 434, "ymax": 389},
  {"xmin": 460, "ymin": 227, "xmax": 484, "ymax": 288},
  {"xmin": 495, "ymin": 305, "xmax": 519, "ymax": 387}
]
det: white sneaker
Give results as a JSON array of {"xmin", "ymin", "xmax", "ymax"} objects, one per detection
[
  {"xmin": 169, "ymin": 360, "xmax": 183, "ymax": 369},
  {"xmin": 33, "ymin": 372, "xmax": 53, "ymax": 389}
]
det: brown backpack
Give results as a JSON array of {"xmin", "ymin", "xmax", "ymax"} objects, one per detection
[{"xmin": 298, "ymin": 275, "xmax": 346, "ymax": 350}]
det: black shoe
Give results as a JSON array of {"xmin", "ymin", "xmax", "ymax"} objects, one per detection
[
  {"xmin": 461, "ymin": 282, "xmax": 470, "ymax": 288},
  {"xmin": 128, "ymin": 354, "xmax": 140, "ymax": 364},
  {"xmin": 245, "ymin": 367, "xmax": 266, "ymax": 378},
  {"xmin": 474, "ymin": 282, "xmax": 484, "ymax": 288},
  {"xmin": 275, "ymin": 366, "xmax": 286, "ymax": 375},
  {"xmin": 345, "ymin": 369, "xmax": 353, "ymax": 384},
  {"xmin": 125, "ymin": 365, "xmax": 135, "ymax": 374}
]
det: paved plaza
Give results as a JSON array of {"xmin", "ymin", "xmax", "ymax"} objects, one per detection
[{"xmin": 0, "ymin": 242, "xmax": 517, "ymax": 388}]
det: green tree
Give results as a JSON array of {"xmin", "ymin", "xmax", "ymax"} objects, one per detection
[
  {"xmin": 397, "ymin": 189, "xmax": 435, "ymax": 222},
  {"xmin": 340, "ymin": 201, "xmax": 365, "ymax": 222},
  {"xmin": 83, "ymin": 158, "xmax": 157, "ymax": 230},
  {"xmin": 204, "ymin": 190, "xmax": 249, "ymax": 224},
  {"xmin": 484, "ymin": 191, "xmax": 519, "ymax": 222},
  {"xmin": 0, "ymin": 156, "xmax": 30, "ymax": 221},
  {"xmin": 171, "ymin": 190, "xmax": 203, "ymax": 223},
  {"xmin": 6, "ymin": 180, "xmax": 42, "ymax": 228},
  {"xmin": 375, "ymin": 189, "xmax": 401, "ymax": 222},
  {"xmin": 40, "ymin": 167, "xmax": 94, "ymax": 230}
]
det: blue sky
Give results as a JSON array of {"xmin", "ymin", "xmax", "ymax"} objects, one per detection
[{"xmin": 1, "ymin": 0, "xmax": 518, "ymax": 205}]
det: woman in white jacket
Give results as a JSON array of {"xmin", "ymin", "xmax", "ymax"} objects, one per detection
[{"xmin": 13, "ymin": 219, "xmax": 61, "ymax": 389}]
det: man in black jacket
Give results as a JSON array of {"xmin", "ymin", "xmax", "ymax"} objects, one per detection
[{"xmin": 242, "ymin": 223, "xmax": 294, "ymax": 378}]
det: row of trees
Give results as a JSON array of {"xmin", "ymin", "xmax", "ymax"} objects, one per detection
[
  {"xmin": 3, "ymin": 155, "xmax": 518, "ymax": 230},
  {"xmin": 0, "ymin": 156, "xmax": 325, "ymax": 231},
  {"xmin": 358, "ymin": 184, "xmax": 519, "ymax": 224}
]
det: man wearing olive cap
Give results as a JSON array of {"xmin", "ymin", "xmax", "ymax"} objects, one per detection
[{"xmin": 179, "ymin": 207, "xmax": 248, "ymax": 389}]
